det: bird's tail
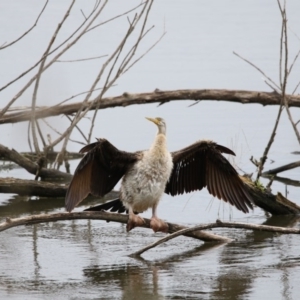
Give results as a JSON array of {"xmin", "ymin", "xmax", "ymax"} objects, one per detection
[{"xmin": 84, "ymin": 198, "xmax": 127, "ymax": 214}]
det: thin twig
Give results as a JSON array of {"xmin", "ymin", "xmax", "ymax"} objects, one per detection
[
  {"xmin": 233, "ymin": 51, "xmax": 281, "ymax": 90},
  {"xmin": 31, "ymin": 0, "xmax": 76, "ymax": 154},
  {"xmin": 0, "ymin": 1, "xmax": 49, "ymax": 50},
  {"xmin": 56, "ymin": 54, "xmax": 107, "ymax": 63},
  {"xmin": 86, "ymin": 2, "xmax": 144, "ymax": 33},
  {"xmin": 123, "ymin": 30, "xmax": 166, "ymax": 74},
  {"xmin": 40, "ymin": 118, "xmax": 86, "ymax": 146},
  {"xmin": 0, "ymin": 0, "xmax": 102, "ymax": 113},
  {"xmin": 35, "ymin": 119, "xmax": 46, "ymax": 147},
  {"xmin": 88, "ymin": 0, "xmax": 155, "ymax": 143},
  {"xmin": 292, "ymin": 80, "xmax": 300, "ymax": 95}
]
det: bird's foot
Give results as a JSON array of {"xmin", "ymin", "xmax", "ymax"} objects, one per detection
[
  {"xmin": 127, "ymin": 214, "xmax": 145, "ymax": 232},
  {"xmin": 150, "ymin": 216, "xmax": 169, "ymax": 233}
]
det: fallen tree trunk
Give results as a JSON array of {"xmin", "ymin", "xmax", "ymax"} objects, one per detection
[
  {"xmin": 244, "ymin": 177, "xmax": 300, "ymax": 214},
  {"xmin": 0, "ymin": 177, "xmax": 119, "ymax": 201},
  {"xmin": 0, "ymin": 144, "xmax": 72, "ymax": 180},
  {"xmin": 0, "ymin": 177, "xmax": 67, "ymax": 197},
  {"xmin": 1, "ymin": 89, "xmax": 300, "ymax": 124}
]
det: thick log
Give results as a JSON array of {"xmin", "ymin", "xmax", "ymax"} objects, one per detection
[
  {"xmin": 1, "ymin": 89, "xmax": 300, "ymax": 124},
  {"xmin": 243, "ymin": 177, "xmax": 300, "ymax": 214},
  {"xmin": 0, "ymin": 177, "xmax": 67, "ymax": 197},
  {"xmin": 0, "ymin": 144, "xmax": 72, "ymax": 180},
  {"xmin": 0, "ymin": 177, "xmax": 119, "ymax": 201}
]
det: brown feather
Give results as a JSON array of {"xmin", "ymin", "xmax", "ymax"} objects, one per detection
[
  {"xmin": 165, "ymin": 140, "xmax": 253, "ymax": 213},
  {"xmin": 65, "ymin": 139, "xmax": 138, "ymax": 212}
]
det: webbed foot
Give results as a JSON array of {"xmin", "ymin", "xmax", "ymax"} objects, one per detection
[
  {"xmin": 127, "ymin": 214, "xmax": 145, "ymax": 232},
  {"xmin": 150, "ymin": 216, "xmax": 169, "ymax": 233}
]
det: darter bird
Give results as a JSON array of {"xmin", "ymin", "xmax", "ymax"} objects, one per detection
[{"xmin": 65, "ymin": 117, "xmax": 253, "ymax": 233}]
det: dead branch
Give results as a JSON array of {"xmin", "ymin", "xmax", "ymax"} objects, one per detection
[
  {"xmin": 30, "ymin": 0, "xmax": 75, "ymax": 154},
  {"xmin": 0, "ymin": 0, "xmax": 106, "ymax": 115},
  {"xmin": 0, "ymin": 0, "xmax": 104, "ymax": 97},
  {"xmin": 262, "ymin": 161, "xmax": 300, "ymax": 175},
  {"xmin": 233, "ymin": 51, "xmax": 280, "ymax": 91},
  {"xmin": 87, "ymin": 0, "xmax": 157, "ymax": 144},
  {"xmin": 0, "ymin": 211, "xmax": 231, "ymax": 243},
  {"xmin": 0, "ymin": 144, "xmax": 71, "ymax": 180},
  {"xmin": 1, "ymin": 89, "xmax": 299, "ymax": 125},
  {"xmin": 244, "ymin": 176, "xmax": 300, "ymax": 215},
  {"xmin": 262, "ymin": 174, "xmax": 300, "ymax": 187},
  {"xmin": 130, "ymin": 219, "xmax": 300, "ymax": 256},
  {"xmin": 0, "ymin": 177, "xmax": 66, "ymax": 197},
  {"xmin": 0, "ymin": 177, "xmax": 120, "ymax": 200},
  {"xmin": 56, "ymin": 54, "xmax": 107, "ymax": 63}
]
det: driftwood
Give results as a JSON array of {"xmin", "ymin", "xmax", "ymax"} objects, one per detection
[
  {"xmin": 0, "ymin": 211, "xmax": 232, "ymax": 243},
  {"xmin": 1, "ymin": 89, "xmax": 300, "ymax": 125}
]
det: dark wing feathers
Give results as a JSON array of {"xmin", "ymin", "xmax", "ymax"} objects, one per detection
[
  {"xmin": 84, "ymin": 198, "xmax": 126, "ymax": 214},
  {"xmin": 165, "ymin": 140, "xmax": 253, "ymax": 213},
  {"xmin": 65, "ymin": 139, "xmax": 138, "ymax": 212}
]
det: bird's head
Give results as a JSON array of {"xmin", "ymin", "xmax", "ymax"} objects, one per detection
[{"xmin": 146, "ymin": 117, "xmax": 166, "ymax": 135}]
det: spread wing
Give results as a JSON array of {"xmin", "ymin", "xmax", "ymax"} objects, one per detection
[
  {"xmin": 165, "ymin": 140, "xmax": 253, "ymax": 213},
  {"xmin": 65, "ymin": 138, "xmax": 139, "ymax": 212}
]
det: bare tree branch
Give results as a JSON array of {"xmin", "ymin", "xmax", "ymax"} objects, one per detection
[
  {"xmin": 1, "ymin": 89, "xmax": 299, "ymax": 125},
  {"xmin": 0, "ymin": 144, "xmax": 72, "ymax": 180},
  {"xmin": 262, "ymin": 161, "xmax": 300, "ymax": 175},
  {"xmin": 0, "ymin": 0, "xmax": 103, "ymax": 110},
  {"xmin": 233, "ymin": 51, "xmax": 280, "ymax": 91},
  {"xmin": 30, "ymin": 0, "xmax": 75, "ymax": 154},
  {"xmin": 56, "ymin": 54, "xmax": 108, "ymax": 63}
]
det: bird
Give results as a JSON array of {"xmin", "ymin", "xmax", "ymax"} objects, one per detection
[{"xmin": 65, "ymin": 117, "xmax": 253, "ymax": 233}]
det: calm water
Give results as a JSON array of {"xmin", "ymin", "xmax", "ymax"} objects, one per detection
[{"xmin": 1, "ymin": 0, "xmax": 300, "ymax": 299}]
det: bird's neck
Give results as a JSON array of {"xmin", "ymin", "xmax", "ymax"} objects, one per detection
[{"xmin": 149, "ymin": 133, "xmax": 168, "ymax": 158}]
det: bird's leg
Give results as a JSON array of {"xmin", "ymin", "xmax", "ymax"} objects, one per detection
[
  {"xmin": 150, "ymin": 203, "xmax": 169, "ymax": 233},
  {"xmin": 127, "ymin": 207, "xmax": 145, "ymax": 232}
]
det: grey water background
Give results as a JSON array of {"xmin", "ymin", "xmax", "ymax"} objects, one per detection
[{"xmin": 1, "ymin": 0, "xmax": 300, "ymax": 299}]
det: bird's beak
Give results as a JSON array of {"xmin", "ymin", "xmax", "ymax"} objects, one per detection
[{"xmin": 146, "ymin": 117, "xmax": 159, "ymax": 125}]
